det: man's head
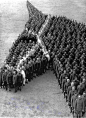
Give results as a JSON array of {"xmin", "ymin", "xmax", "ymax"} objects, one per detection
[
  {"xmin": 72, "ymin": 86, "xmax": 75, "ymax": 91},
  {"xmin": 71, "ymin": 81, "xmax": 74, "ymax": 87},
  {"xmin": 67, "ymin": 78, "xmax": 70, "ymax": 82}
]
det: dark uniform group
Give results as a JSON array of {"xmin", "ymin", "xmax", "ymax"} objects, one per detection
[
  {"xmin": 0, "ymin": 67, "xmax": 24, "ymax": 92},
  {"xmin": 0, "ymin": 3, "xmax": 86, "ymax": 118},
  {"xmin": 53, "ymin": 58, "xmax": 86, "ymax": 118},
  {"xmin": 40, "ymin": 15, "xmax": 86, "ymax": 118},
  {"xmin": 0, "ymin": 33, "xmax": 49, "ymax": 93}
]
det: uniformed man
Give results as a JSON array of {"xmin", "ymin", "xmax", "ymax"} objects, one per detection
[
  {"xmin": 36, "ymin": 57, "xmax": 41, "ymax": 76},
  {"xmin": 82, "ymin": 91, "xmax": 86, "ymax": 117},
  {"xmin": 67, "ymin": 81, "xmax": 74, "ymax": 103},
  {"xmin": 13, "ymin": 70, "xmax": 18, "ymax": 92},
  {"xmin": 62, "ymin": 76, "xmax": 67, "ymax": 95},
  {"xmin": 71, "ymin": 92, "xmax": 78, "ymax": 116},
  {"xmin": 64, "ymin": 78, "xmax": 70, "ymax": 101},
  {"xmin": 77, "ymin": 77, "xmax": 86, "ymax": 95},
  {"xmin": 7, "ymin": 70, "xmax": 13, "ymax": 91},
  {"xmin": 60, "ymin": 70, "xmax": 66, "ymax": 89},
  {"xmin": 17, "ymin": 70, "xmax": 23, "ymax": 91},
  {"xmin": 20, "ymin": 66, "xmax": 26, "ymax": 86},
  {"xmin": 74, "ymin": 94, "xmax": 83, "ymax": 118},
  {"xmin": 0, "ymin": 68, "xmax": 3, "ymax": 88},
  {"xmin": 2, "ymin": 69, "xmax": 8, "ymax": 90},
  {"xmin": 68, "ymin": 86, "xmax": 76, "ymax": 112},
  {"xmin": 25, "ymin": 59, "xmax": 31, "ymax": 82}
]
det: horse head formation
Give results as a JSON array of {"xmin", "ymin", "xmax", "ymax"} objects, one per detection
[{"xmin": 0, "ymin": 2, "xmax": 86, "ymax": 116}]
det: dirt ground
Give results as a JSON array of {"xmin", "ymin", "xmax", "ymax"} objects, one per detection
[{"xmin": 0, "ymin": 70, "xmax": 73, "ymax": 118}]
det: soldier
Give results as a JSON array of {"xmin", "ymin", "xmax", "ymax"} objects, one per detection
[
  {"xmin": 77, "ymin": 76, "xmax": 86, "ymax": 95},
  {"xmin": 7, "ymin": 70, "xmax": 13, "ymax": 91},
  {"xmin": 28, "ymin": 59, "xmax": 33, "ymax": 80},
  {"xmin": 20, "ymin": 66, "xmax": 26, "ymax": 86},
  {"xmin": 36, "ymin": 57, "xmax": 41, "ymax": 76},
  {"xmin": 0, "ymin": 68, "xmax": 3, "ymax": 88},
  {"xmin": 62, "ymin": 76, "xmax": 67, "ymax": 95},
  {"xmin": 56, "ymin": 60, "xmax": 61, "ymax": 83},
  {"xmin": 68, "ymin": 86, "xmax": 76, "ymax": 112},
  {"xmin": 71, "ymin": 92, "xmax": 78, "ymax": 116},
  {"xmin": 64, "ymin": 78, "xmax": 70, "ymax": 101},
  {"xmin": 17, "ymin": 71, "xmax": 23, "ymax": 91},
  {"xmin": 74, "ymin": 94, "xmax": 83, "ymax": 118},
  {"xmin": 81, "ymin": 91, "xmax": 86, "ymax": 117},
  {"xmin": 2, "ymin": 69, "xmax": 8, "ymax": 90},
  {"xmin": 32, "ymin": 58, "xmax": 36, "ymax": 78},
  {"xmin": 60, "ymin": 70, "xmax": 66, "ymax": 89},
  {"xmin": 25, "ymin": 59, "xmax": 31, "ymax": 82},
  {"xmin": 67, "ymin": 81, "xmax": 74, "ymax": 103},
  {"xmin": 42, "ymin": 56, "xmax": 47, "ymax": 74},
  {"xmin": 13, "ymin": 70, "xmax": 18, "ymax": 93}
]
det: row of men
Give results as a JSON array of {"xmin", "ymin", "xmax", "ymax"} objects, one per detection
[
  {"xmin": 0, "ymin": 56, "xmax": 49, "ymax": 92},
  {"xmin": 0, "ymin": 39, "xmax": 49, "ymax": 92},
  {"xmin": 53, "ymin": 57, "xmax": 86, "ymax": 118}
]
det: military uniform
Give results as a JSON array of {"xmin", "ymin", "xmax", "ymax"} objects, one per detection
[
  {"xmin": 64, "ymin": 79, "xmax": 70, "ymax": 100},
  {"xmin": 68, "ymin": 88, "xmax": 77, "ymax": 112},
  {"xmin": 74, "ymin": 95, "xmax": 83, "ymax": 118},
  {"xmin": 60, "ymin": 71, "xmax": 66, "ymax": 89},
  {"xmin": 2, "ymin": 70, "xmax": 8, "ymax": 90},
  {"xmin": 67, "ymin": 82, "xmax": 74, "ymax": 103},
  {"xmin": 62, "ymin": 78, "xmax": 67, "ymax": 94},
  {"xmin": 78, "ymin": 82, "xmax": 86, "ymax": 95},
  {"xmin": 7, "ymin": 70, "xmax": 13, "ymax": 91},
  {"xmin": 25, "ymin": 62, "xmax": 31, "ymax": 82},
  {"xmin": 71, "ymin": 93, "xmax": 78, "ymax": 115},
  {"xmin": 82, "ymin": 92, "xmax": 86, "ymax": 117},
  {"xmin": 0, "ymin": 70, "xmax": 3, "ymax": 88},
  {"xmin": 13, "ymin": 71, "xmax": 18, "ymax": 92},
  {"xmin": 17, "ymin": 72, "xmax": 23, "ymax": 91},
  {"xmin": 21, "ymin": 69, "xmax": 26, "ymax": 85},
  {"xmin": 36, "ymin": 57, "xmax": 41, "ymax": 76},
  {"xmin": 29, "ymin": 60, "xmax": 33, "ymax": 80}
]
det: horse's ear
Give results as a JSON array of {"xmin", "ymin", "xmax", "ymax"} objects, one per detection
[
  {"xmin": 26, "ymin": 0, "xmax": 41, "ymax": 18},
  {"xmin": 26, "ymin": 0, "xmax": 33, "ymax": 18}
]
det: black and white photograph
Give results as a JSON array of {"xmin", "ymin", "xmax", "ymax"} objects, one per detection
[{"xmin": 0, "ymin": 0, "xmax": 86, "ymax": 117}]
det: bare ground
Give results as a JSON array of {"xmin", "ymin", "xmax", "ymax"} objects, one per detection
[{"xmin": 0, "ymin": 70, "xmax": 73, "ymax": 118}]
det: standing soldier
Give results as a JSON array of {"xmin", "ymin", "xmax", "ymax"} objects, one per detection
[
  {"xmin": 67, "ymin": 81, "xmax": 74, "ymax": 103},
  {"xmin": 20, "ymin": 66, "xmax": 26, "ymax": 86},
  {"xmin": 13, "ymin": 70, "xmax": 18, "ymax": 93},
  {"xmin": 64, "ymin": 78, "xmax": 70, "ymax": 100},
  {"xmin": 71, "ymin": 92, "xmax": 78, "ymax": 116},
  {"xmin": 68, "ymin": 86, "xmax": 77, "ymax": 113},
  {"xmin": 74, "ymin": 94, "xmax": 83, "ymax": 118},
  {"xmin": 2, "ymin": 69, "xmax": 8, "ymax": 90},
  {"xmin": 36, "ymin": 57, "xmax": 41, "ymax": 76},
  {"xmin": 62, "ymin": 76, "xmax": 67, "ymax": 94},
  {"xmin": 82, "ymin": 91, "xmax": 86, "ymax": 117},
  {"xmin": 0, "ymin": 68, "xmax": 3, "ymax": 88},
  {"xmin": 25, "ymin": 61, "xmax": 31, "ymax": 82},
  {"xmin": 32, "ymin": 58, "xmax": 36, "ymax": 78},
  {"xmin": 17, "ymin": 71, "xmax": 23, "ymax": 91},
  {"xmin": 60, "ymin": 69, "xmax": 66, "ymax": 89},
  {"xmin": 7, "ymin": 70, "xmax": 13, "ymax": 91},
  {"xmin": 29, "ymin": 59, "xmax": 33, "ymax": 80}
]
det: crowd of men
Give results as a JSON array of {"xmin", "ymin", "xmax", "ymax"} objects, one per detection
[
  {"xmin": 40, "ymin": 16, "xmax": 86, "ymax": 118},
  {"xmin": 0, "ymin": 1, "xmax": 86, "ymax": 118},
  {"xmin": 0, "ymin": 1, "xmax": 49, "ymax": 93},
  {"xmin": 26, "ymin": 0, "xmax": 47, "ymax": 34},
  {"xmin": 0, "ymin": 34, "xmax": 49, "ymax": 92}
]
